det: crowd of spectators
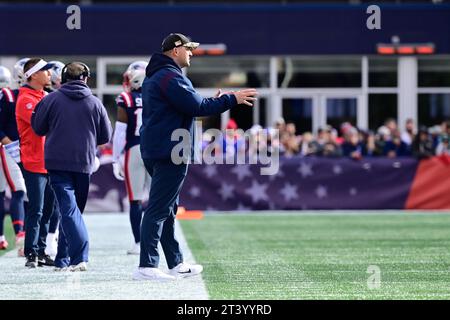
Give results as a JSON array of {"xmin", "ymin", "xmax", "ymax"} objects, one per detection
[{"xmin": 211, "ymin": 118, "xmax": 450, "ymax": 160}]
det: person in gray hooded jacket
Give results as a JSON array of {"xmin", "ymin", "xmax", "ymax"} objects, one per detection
[{"xmin": 32, "ymin": 62, "xmax": 112, "ymax": 271}]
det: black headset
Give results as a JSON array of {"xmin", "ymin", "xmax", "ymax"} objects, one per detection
[{"xmin": 61, "ymin": 62, "xmax": 91, "ymax": 84}]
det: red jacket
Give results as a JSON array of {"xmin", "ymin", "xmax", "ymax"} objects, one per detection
[{"xmin": 16, "ymin": 85, "xmax": 47, "ymax": 174}]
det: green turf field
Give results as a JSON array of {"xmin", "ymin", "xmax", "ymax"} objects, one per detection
[
  {"xmin": 0, "ymin": 215, "xmax": 15, "ymax": 257},
  {"xmin": 180, "ymin": 211, "xmax": 450, "ymax": 299}
]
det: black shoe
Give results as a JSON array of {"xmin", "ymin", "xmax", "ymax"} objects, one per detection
[
  {"xmin": 25, "ymin": 254, "xmax": 38, "ymax": 268},
  {"xmin": 38, "ymin": 254, "xmax": 55, "ymax": 267}
]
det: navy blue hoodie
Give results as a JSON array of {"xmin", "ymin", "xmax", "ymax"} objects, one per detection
[
  {"xmin": 31, "ymin": 80, "xmax": 112, "ymax": 174},
  {"xmin": 140, "ymin": 53, "xmax": 237, "ymax": 160}
]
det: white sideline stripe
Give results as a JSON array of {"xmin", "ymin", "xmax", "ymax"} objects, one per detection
[{"xmin": 0, "ymin": 214, "xmax": 209, "ymax": 300}]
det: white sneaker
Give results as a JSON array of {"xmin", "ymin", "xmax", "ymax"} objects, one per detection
[
  {"xmin": 70, "ymin": 262, "xmax": 87, "ymax": 272},
  {"xmin": 45, "ymin": 233, "xmax": 58, "ymax": 258},
  {"xmin": 132, "ymin": 267, "xmax": 176, "ymax": 282},
  {"xmin": 169, "ymin": 262, "xmax": 203, "ymax": 278},
  {"xmin": 127, "ymin": 242, "xmax": 140, "ymax": 255}
]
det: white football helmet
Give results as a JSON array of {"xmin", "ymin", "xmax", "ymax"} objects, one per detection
[
  {"xmin": 0, "ymin": 66, "xmax": 12, "ymax": 88},
  {"xmin": 47, "ymin": 60, "xmax": 65, "ymax": 90},
  {"xmin": 13, "ymin": 58, "xmax": 30, "ymax": 87},
  {"xmin": 123, "ymin": 61, "xmax": 147, "ymax": 92}
]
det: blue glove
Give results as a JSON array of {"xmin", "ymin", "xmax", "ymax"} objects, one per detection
[{"xmin": 4, "ymin": 140, "xmax": 21, "ymax": 163}]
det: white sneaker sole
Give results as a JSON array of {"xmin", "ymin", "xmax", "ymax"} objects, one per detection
[
  {"xmin": 132, "ymin": 270, "xmax": 176, "ymax": 282},
  {"xmin": 70, "ymin": 263, "xmax": 87, "ymax": 272}
]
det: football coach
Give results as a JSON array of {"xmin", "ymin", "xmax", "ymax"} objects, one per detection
[
  {"xmin": 31, "ymin": 62, "xmax": 112, "ymax": 271},
  {"xmin": 135, "ymin": 33, "xmax": 258, "ymax": 281}
]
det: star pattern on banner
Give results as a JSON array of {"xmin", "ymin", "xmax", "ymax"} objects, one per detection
[
  {"xmin": 280, "ymin": 182, "xmax": 299, "ymax": 202},
  {"xmin": 231, "ymin": 164, "xmax": 252, "ymax": 181},
  {"xmin": 189, "ymin": 186, "xmax": 201, "ymax": 198},
  {"xmin": 180, "ymin": 158, "xmax": 417, "ymax": 211},
  {"xmin": 298, "ymin": 162, "xmax": 313, "ymax": 178},
  {"xmin": 203, "ymin": 165, "xmax": 218, "ymax": 178},
  {"xmin": 333, "ymin": 164, "xmax": 343, "ymax": 175},
  {"xmin": 218, "ymin": 183, "xmax": 234, "ymax": 201},
  {"xmin": 315, "ymin": 185, "xmax": 328, "ymax": 199},
  {"xmin": 245, "ymin": 180, "xmax": 269, "ymax": 204}
]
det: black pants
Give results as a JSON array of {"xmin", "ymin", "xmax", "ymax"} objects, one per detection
[{"xmin": 139, "ymin": 159, "xmax": 187, "ymax": 269}]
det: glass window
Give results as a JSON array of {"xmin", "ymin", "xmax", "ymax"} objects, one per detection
[
  {"xmin": 368, "ymin": 94, "xmax": 397, "ymax": 131},
  {"xmin": 419, "ymin": 58, "xmax": 450, "ymax": 87},
  {"xmin": 106, "ymin": 64, "xmax": 129, "ymax": 86},
  {"xmin": 418, "ymin": 94, "xmax": 450, "ymax": 127},
  {"xmin": 282, "ymin": 98, "xmax": 313, "ymax": 134},
  {"xmin": 369, "ymin": 58, "xmax": 397, "ymax": 87},
  {"xmin": 102, "ymin": 94, "xmax": 119, "ymax": 125},
  {"xmin": 187, "ymin": 56, "xmax": 270, "ymax": 88},
  {"xmin": 278, "ymin": 57, "xmax": 361, "ymax": 88},
  {"xmin": 326, "ymin": 98, "xmax": 357, "ymax": 131}
]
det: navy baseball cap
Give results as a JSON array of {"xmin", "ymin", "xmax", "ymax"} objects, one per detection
[{"xmin": 161, "ymin": 33, "xmax": 200, "ymax": 52}]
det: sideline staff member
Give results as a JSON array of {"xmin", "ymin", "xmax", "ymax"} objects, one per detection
[
  {"xmin": 16, "ymin": 58, "xmax": 56, "ymax": 268},
  {"xmin": 32, "ymin": 62, "xmax": 112, "ymax": 271}
]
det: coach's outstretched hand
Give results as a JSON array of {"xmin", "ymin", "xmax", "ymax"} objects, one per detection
[{"xmin": 233, "ymin": 89, "xmax": 258, "ymax": 106}]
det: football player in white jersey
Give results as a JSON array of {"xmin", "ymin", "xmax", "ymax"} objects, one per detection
[{"xmin": 0, "ymin": 62, "xmax": 28, "ymax": 256}]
